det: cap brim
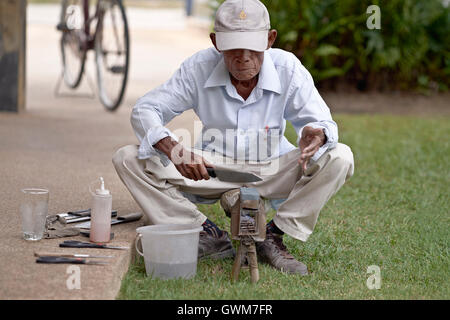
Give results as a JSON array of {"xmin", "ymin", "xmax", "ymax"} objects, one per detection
[{"xmin": 216, "ymin": 31, "xmax": 268, "ymax": 52}]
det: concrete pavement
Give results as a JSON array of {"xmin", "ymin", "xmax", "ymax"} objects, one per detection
[{"xmin": 0, "ymin": 4, "xmax": 210, "ymax": 299}]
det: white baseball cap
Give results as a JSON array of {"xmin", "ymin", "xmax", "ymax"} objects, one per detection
[{"xmin": 214, "ymin": 0, "xmax": 271, "ymax": 52}]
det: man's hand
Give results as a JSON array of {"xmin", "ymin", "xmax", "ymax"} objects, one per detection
[
  {"xmin": 154, "ymin": 137, "xmax": 213, "ymax": 181},
  {"xmin": 298, "ymin": 126, "xmax": 326, "ymax": 172}
]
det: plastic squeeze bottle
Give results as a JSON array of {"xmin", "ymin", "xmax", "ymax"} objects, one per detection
[{"xmin": 90, "ymin": 177, "xmax": 112, "ymax": 243}]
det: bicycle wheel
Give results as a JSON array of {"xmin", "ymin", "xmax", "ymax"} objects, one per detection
[
  {"xmin": 59, "ymin": 0, "xmax": 87, "ymax": 89},
  {"xmin": 95, "ymin": 0, "xmax": 130, "ymax": 111}
]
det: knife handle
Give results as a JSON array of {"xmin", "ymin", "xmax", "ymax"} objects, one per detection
[
  {"xmin": 60, "ymin": 241, "xmax": 104, "ymax": 249},
  {"xmin": 68, "ymin": 209, "xmax": 91, "ymax": 217},
  {"xmin": 36, "ymin": 256, "xmax": 85, "ymax": 264},
  {"xmin": 206, "ymin": 167, "xmax": 216, "ymax": 178}
]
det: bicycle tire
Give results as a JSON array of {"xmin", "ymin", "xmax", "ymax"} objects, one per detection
[
  {"xmin": 95, "ymin": 0, "xmax": 130, "ymax": 111},
  {"xmin": 59, "ymin": 0, "xmax": 86, "ymax": 89}
]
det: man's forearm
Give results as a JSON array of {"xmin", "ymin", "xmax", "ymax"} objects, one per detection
[{"xmin": 153, "ymin": 136, "xmax": 180, "ymax": 159}]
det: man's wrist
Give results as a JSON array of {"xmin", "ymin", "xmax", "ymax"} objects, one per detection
[
  {"xmin": 153, "ymin": 136, "xmax": 179, "ymax": 159},
  {"xmin": 322, "ymin": 129, "xmax": 327, "ymax": 146}
]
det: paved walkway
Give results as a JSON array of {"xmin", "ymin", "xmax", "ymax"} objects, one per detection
[{"xmin": 0, "ymin": 4, "xmax": 210, "ymax": 299}]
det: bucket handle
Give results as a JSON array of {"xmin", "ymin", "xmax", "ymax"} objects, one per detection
[{"xmin": 134, "ymin": 233, "xmax": 144, "ymax": 257}]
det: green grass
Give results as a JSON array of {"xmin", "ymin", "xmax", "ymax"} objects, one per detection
[{"xmin": 118, "ymin": 114, "xmax": 450, "ymax": 300}]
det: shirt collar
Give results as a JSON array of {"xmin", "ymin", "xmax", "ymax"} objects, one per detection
[{"xmin": 204, "ymin": 50, "xmax": 282, "ymax": 94}]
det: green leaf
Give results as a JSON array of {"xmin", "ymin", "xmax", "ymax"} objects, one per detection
[
  {"xmin": 316, "ymin": 67, "xmax": 346, "ymax": 80},
  {"xmin": 315, "ymin": 44, "xmax": 341, "ymax": 56},
  {"xmin": 281, "ymin": 30, "xmax": 298, "ymax": 43}
]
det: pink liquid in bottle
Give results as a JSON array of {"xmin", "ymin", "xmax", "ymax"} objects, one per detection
[{"xmin": 90, "ymin": 177, "xmax": 112, "ymax": 243}]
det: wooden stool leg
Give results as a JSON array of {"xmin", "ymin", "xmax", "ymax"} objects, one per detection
[
  {"xmin": 231, "ymin": 242, "xmax": 243, "ymax": 282},
  {"xmin": 247, "ymin": 242, "xmax": 259, "ymax": 283}
]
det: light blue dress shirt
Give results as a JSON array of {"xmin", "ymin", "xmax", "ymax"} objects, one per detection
[{"xmin": 131, "ymin": 47, "xmax": 338, "ymax": 166}]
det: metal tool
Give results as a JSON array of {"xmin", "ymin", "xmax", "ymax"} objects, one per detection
[
  {"xmin": 59, "ymin": 240, "xmax": 129, "ymax": 250},
  {"xmin": 36, "ymin": 256, "xmax": 109, "ymax": 265},
  {"xmin": 207, "ymin": 168, "xmax": 262, "ymax": 183},
  {"xmin": 74, "ymin": 212, "xmax": 143, "ymax": 229},
  {"xmin": 34, "ymin": 251, "xmax": 113, "ymax": 259},
  {"xmin": 67, "ymin": 209, "xmax": 91, "ymax": 217},
  {"xmin": 57, "ymin": 210, "xmax": 117, "ymax": 224},
  {"xmin": 57, "ymin": 210, "xmax": 118, "ymax": 224}
]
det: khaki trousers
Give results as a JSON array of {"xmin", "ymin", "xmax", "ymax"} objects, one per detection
[{"xmin": 112, "ymin": 143, "xmax": 354, "ymax": 241}]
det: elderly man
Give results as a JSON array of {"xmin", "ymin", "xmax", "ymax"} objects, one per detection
[{"xmin": 113, "ymin": 0, "xmax": 354, "ymax": 275}]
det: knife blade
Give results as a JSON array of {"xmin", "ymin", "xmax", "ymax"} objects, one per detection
[
  {"xmin": 59, "ymin": 240, "xmax": 129, "ymax": 250},
  {"xmin": 57, "ymin": 210, "xmax": 118, "ymax": 224},
  {"xmin": 34, "ymin": 251, "xmax": 113, "ymax": 259},
  {"xmin": 207, "ymin": 168, "xmax": 262, "ymax": 183}
]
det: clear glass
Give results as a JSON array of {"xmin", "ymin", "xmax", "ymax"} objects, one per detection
[{"xmin": 20, "ymin": 188, "xmax": 49, "ymax": 241}]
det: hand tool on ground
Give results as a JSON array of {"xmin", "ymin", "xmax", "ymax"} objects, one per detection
[
  {"xmin": 220, "ymin": 187, "xmax": 266, "ymax": 283},
  {"xmin": 59, "ymin": 240, "xmax": 128, "ymax": 250},
  {"xmin": 74, "ymin": 212, "xmax": 143, "ymax": 229},
  {"xmin": 57, "ymin": 210, "xmax": 117, "ymax": 224},
  {"xmin": 207, "ymin": 168, "xmax": 262, "ymax": 183},
  {"xmin": 67, "ymin": 209, "xmax": 91, "ymax": 216},
  {"xmin": 36, "ymin": 256, "xmax": 109, "ymax": 265},
  {"xmin": 44, "ymin": 215, "xmax": 81, "ymax": 239},
  {"xmin": 34, "ymin": 251, "xmax": 113, "ymax": 259}
]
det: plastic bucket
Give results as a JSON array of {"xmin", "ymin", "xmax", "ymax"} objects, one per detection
[{"xmin": 135, "ymin": 224, "xmax": 203, "ymax": 280}]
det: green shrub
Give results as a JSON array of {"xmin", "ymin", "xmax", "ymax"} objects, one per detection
[{"xmin": 210, "ymin": 0, "xmax": 450, "ymax": 91}]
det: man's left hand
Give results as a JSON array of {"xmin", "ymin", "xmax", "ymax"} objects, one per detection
[{"xmin": 298, "ymin": 126, "xmax": 326, "ymax": 171}]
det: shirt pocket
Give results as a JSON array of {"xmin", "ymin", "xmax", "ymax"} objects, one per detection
[{"xmin": 257, "ymin": 126, "xmax": 282, "ymax": 160}]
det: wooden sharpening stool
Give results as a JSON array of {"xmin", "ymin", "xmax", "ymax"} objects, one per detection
[{"xmin": 220, "ymin": 187, "xmax": 266, "ymax": 283}]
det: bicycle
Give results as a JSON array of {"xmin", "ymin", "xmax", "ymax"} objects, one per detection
[{"xmin": 56, "ymin": 0, "xmax": 130, "ymax": 111}]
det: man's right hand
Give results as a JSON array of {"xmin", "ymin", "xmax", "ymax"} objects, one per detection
[{"xmin": 154, "ymin": 137, "xmax": 213, "ymax": 181}]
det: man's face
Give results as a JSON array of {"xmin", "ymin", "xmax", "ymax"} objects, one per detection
[
  {"xmin": 222, "ymin": 49, "xmax": 264, "ymax": 81},
  {"xmin": 210, "ymin": 30, "xmax": 277, "ymax": 82}
]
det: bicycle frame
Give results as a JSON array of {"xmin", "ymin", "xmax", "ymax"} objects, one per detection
[
  {"xmin": 58, "ymin": 0, "xmax": 129, "ymax": 110},
  {"xmin": 80, "ymin": 0, "xmax": 104, "ymax": 51}
]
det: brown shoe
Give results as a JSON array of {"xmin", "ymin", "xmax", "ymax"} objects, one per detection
[
  {"xmin": 198, "ymin": 231, "xmax": 235, "ymax": 260},
  {"xmin": 256, "ymin": 232, "xmax": 308, "ymax": 275}
]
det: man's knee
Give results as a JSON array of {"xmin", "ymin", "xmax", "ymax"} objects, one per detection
[
  {"xmin": 328, "ymin": 143, "xmax": 354, "ymax": 179},
  {"xmin": 112, "ymin": 145, "xmax": 139, "ymax": 170}
]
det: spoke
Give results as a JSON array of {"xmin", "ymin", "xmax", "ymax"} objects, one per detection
[
  {"xmin": 60, "ymin": 0, "xmax": 85, "ymax": 88},
  {"xmin": 94, "ymin": 0, "xmax": 128, "ymax": 109},
  {"xmin": 110, "ymin": 5, "xmax": 123, "ymax": 53}
]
